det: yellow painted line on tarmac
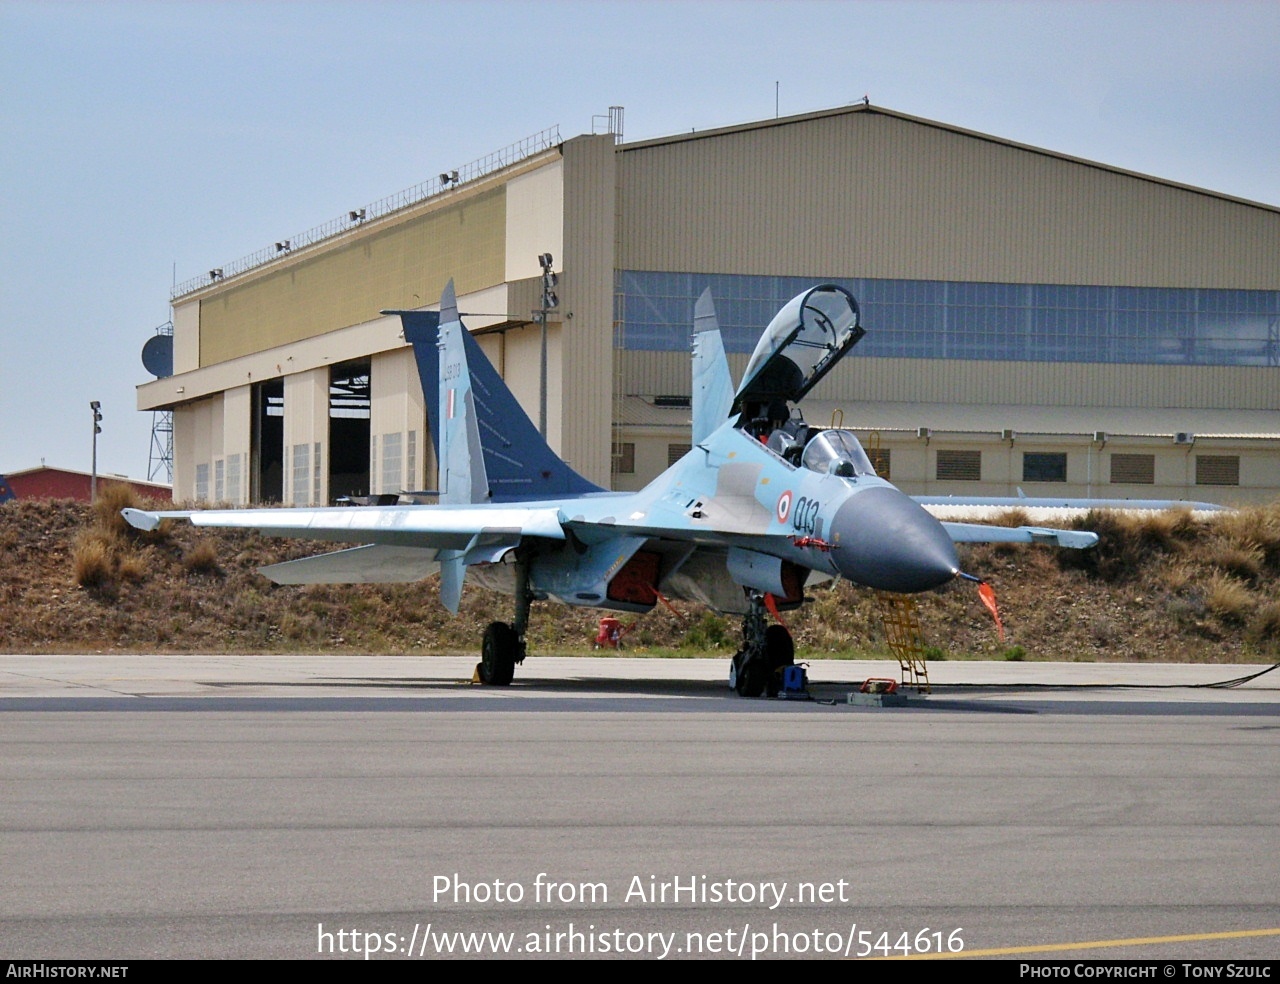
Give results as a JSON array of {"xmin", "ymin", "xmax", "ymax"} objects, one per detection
[{"xmin": 876, "ymin": 926, "xmax": 1280, "ymax": 959}]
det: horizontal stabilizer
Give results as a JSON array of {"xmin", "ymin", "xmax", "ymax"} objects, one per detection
[
  {"xmin": 259, "ymin": 544, "xmax": 440, "ymax": 584},
  {"xmin": 942, "ymin": 522, "xmax": 1099, "ymax": 549}
]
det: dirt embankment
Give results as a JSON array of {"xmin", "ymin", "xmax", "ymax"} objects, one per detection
[{"xmin": 2, "ymin": 487, "xmax": 1278, "ymax": 663}]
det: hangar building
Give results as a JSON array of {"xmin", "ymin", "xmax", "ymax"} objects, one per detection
[{"xmin": 138, "ymin": 104, "xmax": 1280, "ymax": 507}]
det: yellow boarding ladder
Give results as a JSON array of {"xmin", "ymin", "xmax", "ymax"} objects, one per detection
[{"xmin": 873, "ymin": 591, "xmax": 931, "ymax": 693}]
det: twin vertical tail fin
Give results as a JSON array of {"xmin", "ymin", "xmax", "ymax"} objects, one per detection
[
  {"xmin": 434, "ymin": 281, "xmax": 487, "ymax": 613},
  {"xmin": 394, "ymin": 284, "xmax": 604, "ymax": 504},
  {"xmin": 436, "ymin": 280, "xmax": 490, "ymax": 507},
  {"xmin": 691, "ymin": 288, "xmax": 735, "ymax": 444}
]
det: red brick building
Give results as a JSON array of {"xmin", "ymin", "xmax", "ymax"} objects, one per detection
[{"xmin": 0, "ymin": 466, "xmax": 171, "ymax": 504}]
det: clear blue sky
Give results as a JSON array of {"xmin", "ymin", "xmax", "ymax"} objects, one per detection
[{"xmin": 2, "ymin": 0, "xmax": 1277, "ymax": 481}]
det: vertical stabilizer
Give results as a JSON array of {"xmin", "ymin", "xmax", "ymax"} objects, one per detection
[
  {"xmin": 436, "ymin": 280, "xmax": 490, "ymax": 506},
  {"xmin": 392, "ymin": 293, "xmax": 604, "ymax": 502},
  {"xmin": 692, "ymin": 289, "xmax": 735, "ymax": 444}
]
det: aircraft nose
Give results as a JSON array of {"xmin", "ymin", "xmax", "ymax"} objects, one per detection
[{"xmin": 829, "ymin": 486, "xmax": 959, "ymax": 592}]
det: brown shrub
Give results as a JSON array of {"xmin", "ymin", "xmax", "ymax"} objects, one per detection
[
  {"xmin": 991, "ymin": 508, "xmax": 1032, "ymax": 528},
  {"xmin": 1203, "ymin": 573, "xmax": 1254, "ymax": 624},
  {"xmin": 1211, "ymin": 504, "xmax": 1280, "ymax": 571},
  {"xmin": 1246, "ymin": 601, "xmax": 1280, "ymax": 647},
  {"xmin": 182, "ymin": 540, "xmax": 222, "ymax": 576},
  {"xmin": 116, "ymin": 551, "xmax": 149, "ymax": 583},
  {"xmin": 73, "ymin": 534, "xmax": 113, "ymax": 589},
  {"xmin": 92, "ymin": 483, "xmax": 141, "ymax": 537},
  {"xmin": 1203, "ymin": 543, "xmax": 1265, "ymax": 582}
]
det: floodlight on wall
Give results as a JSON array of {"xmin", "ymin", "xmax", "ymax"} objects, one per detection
[
  {"xmin": 538, "ymin": 252, "xmax": 554, "ymax": 270},
  {"xmin": 439, "ymin": 170, "xmax": 459, "ymax": 185},
  {"xmin": 209, "ymin": 269, "xmax": 223, "ymax": 280},
  {"xmin": 349, "ymin": 209, "xmax": 366, "ymax": 222},
  {"xmin": 275, "ymin": 241, "xmax": 291, "ymax": 253}
]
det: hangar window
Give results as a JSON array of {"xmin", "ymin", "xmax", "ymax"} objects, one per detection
[
  {"xmin": 612, "ymin": 442, "xmax": 635, "ymax": 474},
  {"xmin": 1110, "ymin": 453, "xmax": 1155, "ymax": 485},
  {"xmin": 291, "ymin": 444, "xmax": 311, "ymax": 505},
  {"xmin": 382, "ymin": 432, "xmax": 402, "ymax": 492},
  {"xmin": 1023, "ymin": 452, "xmax": 1067, "ymax": 483},
  {"xmin": 936, "ymin": 450, "xmax": 981, "ymax": 482},
  {"xmin": 194, "ymin": 463, "xmax": 210, "ymax": 502},
  {"xmin": 1195, "ymin": 455, "xmax": 1239, "ymax": 486},
  {"xmin": 226, "ymin": 454, "xmax": 242, "ymax": 505},
  {"xmin": 668, "ymin": 444, "xmax": 692, "ymax": 467}
]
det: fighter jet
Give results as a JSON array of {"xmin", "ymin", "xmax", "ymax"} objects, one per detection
[{"xmin": 124, "ymin": 282, "xmax": 1096, "ymax": 695}]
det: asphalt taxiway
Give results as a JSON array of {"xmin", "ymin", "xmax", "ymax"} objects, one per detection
[{"xmin": 2, "ymin": 654, "xmax": 1277, "ymax": 960}]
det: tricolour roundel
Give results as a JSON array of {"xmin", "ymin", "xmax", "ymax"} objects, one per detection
[{"xmin": 776, "ymin": 490, "xmax": 793, "ymax": 524}]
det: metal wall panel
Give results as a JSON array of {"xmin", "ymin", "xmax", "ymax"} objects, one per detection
[
  {"xmin": 199, "ymin": 188, "xmax": 506, "ymax": 366},
  {"xmin": 618, "ymin": 107, "xmax": 1280, "ymax": 289}
]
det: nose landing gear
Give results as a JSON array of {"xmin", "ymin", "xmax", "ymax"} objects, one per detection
[{"xmin": 729, "ymin": 592, "xmax": 795, "ymax": 697}]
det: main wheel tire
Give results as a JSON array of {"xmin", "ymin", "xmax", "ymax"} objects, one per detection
[
  {"xmin": 733, "ymin": 650, "xmax": 766, "ymax": 698},
  {"xmin": 480, "ymin": 621, "xmax": 518, "ymax": 686}
]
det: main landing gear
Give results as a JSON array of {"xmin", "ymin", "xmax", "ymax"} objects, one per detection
[
  {"xmin": 729, "ymin": 591, "xmax": 795, "ymax": 697},
  {"xmin": 477, "ymin": 558, "xmax": 532, "ymax": 686}
]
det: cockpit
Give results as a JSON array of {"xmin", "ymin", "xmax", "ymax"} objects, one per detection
[
  {"xmin": 765, "ymin": 423, "xmax": 879, "ymax": 479},
  {"xmin": 800, "ymin": 429, "xmax": 878, "ymax": 478}
]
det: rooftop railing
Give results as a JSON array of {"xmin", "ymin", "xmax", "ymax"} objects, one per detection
[{"xmin": 172, "ymin": 124, "xmax": 563, "ymax": 300}]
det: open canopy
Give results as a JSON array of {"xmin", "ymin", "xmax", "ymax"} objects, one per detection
[{"xmin": 732, "ymin": 284, "xmax": 865, "ymax": 415}]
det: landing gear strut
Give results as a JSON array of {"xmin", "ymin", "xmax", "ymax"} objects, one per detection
[
  {"xmin": 730, "ymin": 592, "xmax": 794, "ymax": 697},
  {"xmin": 476, "ymin": 557, "xmax": 532, "ymax": 686}
]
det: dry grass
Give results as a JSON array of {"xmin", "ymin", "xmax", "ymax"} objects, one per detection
[
  {"xmin": 1203, "ymin": 543, "xmax": 1265, "ymax": 582},
  {"xmin": 1247, "ymin": 601, "xmax": 1280, "ymax": 649},
  {"xmin": 5, "ymin": 497, "xmax": 1280, "ymax": 662},
  {"xmin": 91, "ymin": 483, "xmax": 142, "ymax": 537},
  {"xmin": 1203, "ymin": 572, "xmax": 1255, "ymax": 624},
  {"xmin": 181, "ymin": 540, "xmax": 222, "ymax": 576},
  {"xmin": 1210, "ymin": 504, "xmax": 1280, "ymax": 571},
  {"xmin": 72, "ymin": 533, "xmax": 114, "ymax": 589}
]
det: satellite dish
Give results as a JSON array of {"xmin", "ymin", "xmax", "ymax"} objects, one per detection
[{"xmin": 141, "ymin": 334, "xmax": 173, "ymax": 378}]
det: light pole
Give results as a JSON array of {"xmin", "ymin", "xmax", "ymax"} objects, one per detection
[
  {"xmin": 536, "ymin": 253, "xmax": 558, "ymax": 438},
  {"xmin": 89, "ymin": 401, "xmax": 102, "ymax": 502}
]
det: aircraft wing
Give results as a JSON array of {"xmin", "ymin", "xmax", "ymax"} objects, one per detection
[
  {"xmin": 121, "ymin": 502, "xmax": 567, "ymax": 590},
  {"xmin": 940, "ymin": 521, "xmax": 1099, "ymax": 549}
]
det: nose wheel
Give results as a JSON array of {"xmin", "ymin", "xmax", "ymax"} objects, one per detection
[{"xmin": 730, "ymin": 593, "xmax": 794, "ymax": 697}]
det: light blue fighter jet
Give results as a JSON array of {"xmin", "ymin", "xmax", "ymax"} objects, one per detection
[{"xmin": 124, "ymin": 282, "xmax": 1097, "ymax": 696}]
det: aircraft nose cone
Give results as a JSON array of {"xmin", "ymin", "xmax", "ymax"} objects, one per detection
[{"xmin": 830, "ymin": 486, "xmax": 959, "ymax": 593}]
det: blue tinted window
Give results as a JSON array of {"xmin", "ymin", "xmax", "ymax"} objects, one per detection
[{"xmin": 618, "ymin": 271, "xmax": 1279, "ymax": 367}]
